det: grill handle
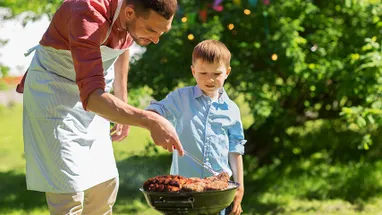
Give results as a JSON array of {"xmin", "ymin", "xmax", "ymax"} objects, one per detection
[{"xmin": 152, "ymin": 196, "xmax": 195, "ymax": 208}]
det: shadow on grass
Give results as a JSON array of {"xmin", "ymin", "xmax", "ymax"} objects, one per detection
[
  {"xmin": 0, "ymin": 154, "xmax": 172, "ymax": 214},
  {"xmin": 241, "ymin": 167, "xmax": 289, "ymax": 215},
  {"xmin": 1, "ymin": 154, "xmax": 381, "ymax": 214},
  {"xmin": 0, "ymin": 171, "xmax": 46, "ymax": 213},
  {"xmin": 114, "ymin": 153, "xmax": 172, "ymax": 214},
  {"xmin": 0, "ymin": 155, "xmax": 282, "ymax": 215}
]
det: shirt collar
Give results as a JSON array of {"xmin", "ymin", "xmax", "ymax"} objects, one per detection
[
  {"xmin": 193, "ymin": 85, "xmax": 204, "ymax": 99},
  {"xmin": 193, "ymin": 85, "xmax": 228, "ymax": 103}
]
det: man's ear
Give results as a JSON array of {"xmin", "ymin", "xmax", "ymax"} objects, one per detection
[{"xmin": 124, "ymin": 6, "xmax": 136, "ymax": 21}]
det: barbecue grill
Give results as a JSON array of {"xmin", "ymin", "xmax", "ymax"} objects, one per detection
[{"xmin": 140, "ymin": 181, "xmax": 239, "ymax": 215}]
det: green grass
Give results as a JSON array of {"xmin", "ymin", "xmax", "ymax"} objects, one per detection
[
  {"xmin": 2, "ymin": 104, "xmax": 382, "ymax": 215},
  {"xmin": 0, "ymin": 105, "xmax": 25, "ymax": 172}
]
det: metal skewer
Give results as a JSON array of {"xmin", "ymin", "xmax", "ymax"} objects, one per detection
[{"xmin": 183, "ymin": 150, "xmax": 219, "ymax": 176}]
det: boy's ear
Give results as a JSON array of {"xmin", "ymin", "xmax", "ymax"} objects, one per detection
[
  {"xmin": 191, "ymin": 65, "xmax": 196, "ymax": 77},
  {"xmin": 225, "ymin": 66, "xmax": 232, "ymax": 78}
]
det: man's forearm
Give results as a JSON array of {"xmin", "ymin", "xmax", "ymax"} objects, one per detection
[{"xmin": 87, "ymin": 89, "xmax": 158, "ymax": 129}]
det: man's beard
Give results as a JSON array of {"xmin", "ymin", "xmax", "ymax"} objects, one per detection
[
  {"xmin": 125, "ymin": 24, "xmax": 149, "ymax": 46},
  {"xmin": 133, "ymin": 38, "xmax": 150, "ymax": 46}
]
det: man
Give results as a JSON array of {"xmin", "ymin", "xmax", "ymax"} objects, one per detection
[{"xmin": 17, "ymin": 0, "xmax": 183, "ymax": 214}]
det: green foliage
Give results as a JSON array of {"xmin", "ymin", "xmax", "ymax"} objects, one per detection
[
  {"xmin": 128, "ymin": 0, "xmax": 382, "ymax": 159},
  {"xmin": 0, "ymin": 65, "xmax": 10, "ymax": 90},
  {"xmin": 1, "ymin": 1, "xmax": 382, "ymax": 213},
  {"xmin": 0, "ymin": 0, "xmax": 61, "ymax": 22},
  {"xmin": 339, "ymin": 37, "xmax": 382, "ymax": 149},
  {"xmin": 1, "ymin": 0, "xmax": 381, "ymax": 160},
  {"xmin": 0, "ymin": 65, "xmax": 9, "ymax": 76},
  {"xmin": 126, "ymin": 85, "xmax": 153, "ymax": 109}
]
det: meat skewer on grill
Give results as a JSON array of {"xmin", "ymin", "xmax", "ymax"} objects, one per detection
[{"xmin": 143, "ymin": 172, "xmax": 230, "ymax": 192}]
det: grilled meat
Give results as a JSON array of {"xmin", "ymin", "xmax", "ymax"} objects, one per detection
[
  {"xmin": 204, "ymin": 180, "xmax": 229, "ymax": 191},
  {"xmin": 182, "ymin": 181, "xmax": 206, "ymax": 192},
  {"xmin": 143, "ymin": 172, "xmax": 230, "ymax": 193}
]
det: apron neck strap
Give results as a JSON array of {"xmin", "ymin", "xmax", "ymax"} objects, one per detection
[{"xmin": 102, "ymin": 0, "xmax": 124, "ymax": 44}]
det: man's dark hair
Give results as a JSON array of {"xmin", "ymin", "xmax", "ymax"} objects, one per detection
[{"xmin": 126, "ymin": 0, "xmax": 178, "ymax": 20}]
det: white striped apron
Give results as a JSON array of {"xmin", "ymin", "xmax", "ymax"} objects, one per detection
[{"xmin": 22, "ymin": 0, "xmax": 127, "ymax": 193}]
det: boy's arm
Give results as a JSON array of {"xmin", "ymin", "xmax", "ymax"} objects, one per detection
[
  {"xmin": 227, "ymin": 111, "xmax": 246, "ymax": 155},
  {"xmin": 229, "ymin": 153, "xmax": 244, "ymax": 212},
  {"xmin": 229, "ymin": 153, "xmax": 244, "ymax": 190},
  {"xmin": 145, "ymin": 90, "xmax": 183, "ymax": 127},
  {"xmin": 227, "ymin": 106, "xmax": 246, "ymax": 214}
]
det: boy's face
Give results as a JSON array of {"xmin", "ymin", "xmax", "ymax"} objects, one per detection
[{"xmin": 191, "ymin": 59, "xmax": 231, "ymax": 98}]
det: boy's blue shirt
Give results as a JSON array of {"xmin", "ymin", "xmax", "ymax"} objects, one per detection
[{"xmin": 146, "ymin": 85, "xmax": 246, "ymax": 178}]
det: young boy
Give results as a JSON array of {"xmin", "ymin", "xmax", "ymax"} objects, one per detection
[{"xmin": 146, "ymin": 40, "xmax": 246, "ymax": 215}]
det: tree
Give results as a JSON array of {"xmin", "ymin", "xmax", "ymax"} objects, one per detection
[
  {"xmin": 128, "ymin": 0, "xmax": 382, "ymax": 162},
  {"xmin": 1, "ymin": 0, "xmax": 381, "ymax": 163}
]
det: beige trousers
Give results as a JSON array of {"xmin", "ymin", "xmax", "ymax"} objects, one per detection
[{"xmin": 45, "ymin": 177, "xmax": 119, "ymax": 215}]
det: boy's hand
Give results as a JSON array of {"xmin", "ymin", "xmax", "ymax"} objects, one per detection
[
  {"xmin": 230, "ymin": 187, "xmax": 244, "ymax": 215},
  {"xmin": 111, "ymin": 124, "xmax": 130, "ymax": 142}
]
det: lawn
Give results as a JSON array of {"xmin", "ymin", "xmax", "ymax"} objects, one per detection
[{"xmin": 1, "ymin": 104, "xmax": 382, "ymax": 215}]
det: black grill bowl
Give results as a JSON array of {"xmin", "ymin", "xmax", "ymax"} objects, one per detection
[{"xmin": 139, "ymin": 181, "xmax": 239, "ymax": 215}]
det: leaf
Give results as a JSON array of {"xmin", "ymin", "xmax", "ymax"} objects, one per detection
[
  {"xmin": 368, "ymin": 115, "xmax": 375, "ymax": 124},
  {"xmin": 356, "ymin": 116, "xmax": 367, "ymax": 127}
]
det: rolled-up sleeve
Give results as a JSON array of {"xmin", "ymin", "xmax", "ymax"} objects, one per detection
[
  {"xmin": 146, "ymin": 90, "xmax": 183, "ymax": 127},
  {"xmin": 67, "ymin": 9, "xmax": 109, "ymax": 110},
  {"xmin": 228, "ymin": 111, "xmax": 247, "ymax": 155}
]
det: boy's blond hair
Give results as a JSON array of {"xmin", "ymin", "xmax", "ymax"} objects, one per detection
[{"xmin": 192, "ymin": 40, "xmax": 231, "ymax": 67}]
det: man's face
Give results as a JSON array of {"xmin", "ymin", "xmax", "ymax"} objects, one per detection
[
  {"xmin": 120, "ymin": 6, "xmax": 173, "ymax": 46},
  {"xmin": 191, "ymin": 59, "xmax": 231, "ymax": 98}
]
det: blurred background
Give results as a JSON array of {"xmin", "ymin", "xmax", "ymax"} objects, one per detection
[{"xmin": 0, "ymin": 0, "xmax": 382, "ymax": 214}]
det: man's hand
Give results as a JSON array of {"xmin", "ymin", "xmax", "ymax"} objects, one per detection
[
  {"xmin": 149, "ymin": 115, "xmax": 184, "ymax": 156},
  {"xmin": 229, "ymin": 187, "xmax": 244, "ymax": 215},
  {"xmin": 110, "ymin": 124, "xmax": 130, "ymax": 142}
]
